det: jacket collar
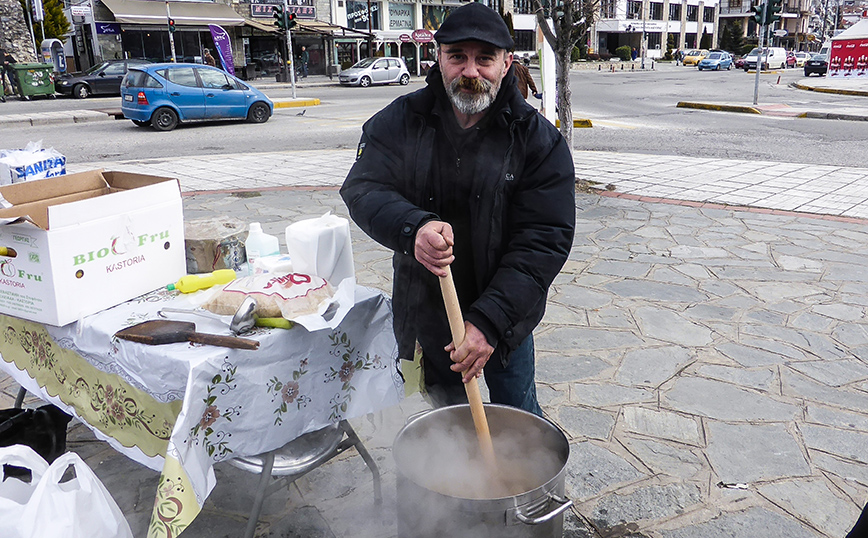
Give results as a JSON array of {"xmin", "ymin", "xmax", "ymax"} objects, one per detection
[{"xmin": 422, "ymin": 63, "xmax": 533, "ymax": 129}]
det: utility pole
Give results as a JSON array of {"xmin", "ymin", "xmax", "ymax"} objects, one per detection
[
  {"xmin": 284, "ymin": 0, "xmax": 296, "ymax": 98},
  {"xmin": 641, "ymin": 0, "xmax": 647, "ymax": 69},
  {"xmin": 752, "ymin": 1, "xmax": 767, "ymax": 105},
  {"xmin": 165, "ymin": 2, "xmax": 177, "ymax": 62}
]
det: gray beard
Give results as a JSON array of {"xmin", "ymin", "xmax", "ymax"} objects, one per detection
[{"xmin": 445, "ymin": 76, "xmax": 501, "ymax": 115}]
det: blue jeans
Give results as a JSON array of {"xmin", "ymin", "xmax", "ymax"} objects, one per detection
[{"xmin": 421, "ymin": 335, "xmax": 542, "ymax": 416}]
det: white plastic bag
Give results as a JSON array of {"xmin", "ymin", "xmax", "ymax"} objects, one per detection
[
  {"xmin": 0, "ymin": 445, "xmax": 50, "ymax": 538},
  {"xmin": 284, "ymin": 212, "xmax": 355, "ymax": 286},
  {"xmin": 4, "ymin": 448, "xmax": 134, "ymax": 538},
  {"xmin": 0, "ymin": 140, "xmax": 67, "ymax": 185}
]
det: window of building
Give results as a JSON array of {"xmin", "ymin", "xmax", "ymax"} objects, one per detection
[
  {"xmin": 686, "ymin": 4, "xmax": 698, "ymax": 21},
  {"xmin": 627, "ymin": 0, "xmax": 642, "ymax": 19},
  {"xmin": 514, "ymin": 30, "xmax": 535, "ymax": 52},
  {"xmin": 647, "ymin": 32, "xmax": 662, "ymax": 49},
  {"xmin": 669, "ymin": 3, "xmax": 682, "ymax": 20},
  {"xmin": 388, "ymin": 2, "xmax": 414, "ymax": 30},
  {"xmin": 600, "ymin": 0, "xmax": 617, "ymax": 18},
  {"xmin": 703, "ymin": 6, "xmax": 715, "ymax": 21},
  {"xmin": 514, "ymin": 0, "xmax": 533, "ymax": 14},
  {"xmin": 650, "ymin": 2, "xmax": 664, "ymax": 19}
]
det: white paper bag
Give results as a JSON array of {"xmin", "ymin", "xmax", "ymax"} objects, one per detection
[
  {"xmin": 0, "ymin": 445, "xmax": 50, "ymax": 538},
  {"xmin": 13, "ymin": 450, "xmax": 134, "ymax": 538},
  {"xmin": 285, "ymin": 212, "xmax": 355, "ymax": 286}
]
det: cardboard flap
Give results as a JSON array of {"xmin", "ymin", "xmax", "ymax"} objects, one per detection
[
  {"xmin": 0, "ymin": 169, "xmax": 108, "ymax": 205},
  {"xmin": 0, "ymin": 170, "xmax": 179, "ymax": 230},
  {"xmin": 0, "ymin": 187, "xmax": 109, "ymax": 230}
]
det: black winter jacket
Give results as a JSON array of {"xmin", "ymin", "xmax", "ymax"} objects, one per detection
[{"xmin": 340, "ymin": 64, "xmax": 575, "ymax": 367}]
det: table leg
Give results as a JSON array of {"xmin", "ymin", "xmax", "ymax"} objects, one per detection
[
  {"xmin": 244, "ymin": 450, "xmax": 276, "ymax": 538},
  {"xmin": 13, "ymin": 386, "xmax": 26, "ymax": 409},
  {"xmin": 339, "ymin": 420, "xmax": 382, "ymax": 505}
]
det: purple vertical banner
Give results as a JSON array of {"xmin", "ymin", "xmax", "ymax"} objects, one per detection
[{"xmin": 208, "ymin": 24, "xmax": 235, "ymax": 76}]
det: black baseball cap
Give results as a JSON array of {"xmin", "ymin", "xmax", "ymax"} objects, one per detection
[{"xmin": 434, "ymin": 3, "xmax": 515, "ymax": 50}]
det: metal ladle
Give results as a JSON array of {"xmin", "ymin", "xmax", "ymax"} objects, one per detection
[{"xmin": 159, "ymin": 296, "xmax": 258, "ymax": 335}]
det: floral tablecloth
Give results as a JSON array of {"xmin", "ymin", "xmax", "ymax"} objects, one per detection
[{"xmin": 0, "ymin": 285, "xmax": 403, "ymax": 538}]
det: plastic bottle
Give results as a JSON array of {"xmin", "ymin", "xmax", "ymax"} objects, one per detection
[
  {"xmin": 245, "ymin": 222, "xmax": 281, "ymax": 275},
  {"xmin": 167, "ymin": 269, "xmax": 236, "ymax": 293}
]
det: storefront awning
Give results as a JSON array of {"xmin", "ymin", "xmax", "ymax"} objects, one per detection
[
  {"xmin": 244, "ymin": 18, "xmax": 278, "ymax": 33},
  {"xmin": 295, "ymin": 20, "xmax": 373, "ymax": 39},
  {"xmin": 101, "ymin": 0, "xmax": 245, "ymax": 26}
]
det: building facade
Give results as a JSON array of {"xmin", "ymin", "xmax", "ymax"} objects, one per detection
[{"xmin": 719, "ymin": 0, "xmax": 815, "ymax": 51}]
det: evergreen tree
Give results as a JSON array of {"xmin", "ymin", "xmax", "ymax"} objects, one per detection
[
  {"xmin": 19, "ymin": 0, "xmax": 70, "ymax": 45},
  {"xmin": 719, "ymin": 21, "xmax": 745, "ymax": 54}
]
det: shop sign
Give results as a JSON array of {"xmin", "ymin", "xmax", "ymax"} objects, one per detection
[
  {"xmin": 412, "ymin": 29, "xmax": 434, "ymax": 43},
  {"xmin": 70, "ymin": 5, "xmax": 90, "ymax": 16},
  {"xmin": 96, "ymin": 23, "xmax": 121, "ymax": 35},
  {"xmin": 347, "ymin": 1, "xmax": 381, "ymax": 30},
  {"xmin": 399, "ymin": 34, "xmax": 412, "ymax": 43},
  {"xmin": 251, "ymin": 0, "xmax": 316, "ymax": 19},
  {"xmin": 389, "ymin": 2, "xmax": 414, "ymax": 30}
]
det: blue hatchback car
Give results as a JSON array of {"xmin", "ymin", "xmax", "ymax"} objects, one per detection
[
  {"xmin": 697, "ymin": 51, "xmax": 734, "ymax": 71},
  {"xmin": 120, "ymin": 63, "xmax": 273, "ymax": 131}
]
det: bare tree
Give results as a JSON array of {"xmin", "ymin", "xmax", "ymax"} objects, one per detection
[{"xmin": 533, "ymin": 0, "xmax": 598, "ymax": 150}]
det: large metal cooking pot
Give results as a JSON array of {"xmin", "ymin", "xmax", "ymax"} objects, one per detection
[{"xmin": 393, "ymin": 404, "xmax": 572, "ymax": 538}]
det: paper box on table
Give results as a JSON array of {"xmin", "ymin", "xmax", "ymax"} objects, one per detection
[{"xmin": 0, "ymin": 170, "xmax": 186, "ymax": 326}]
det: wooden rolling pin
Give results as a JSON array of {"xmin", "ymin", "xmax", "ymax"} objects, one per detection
[{"xmin": 439, "ymin": 267, "xmax": 498, "ymax": 474}]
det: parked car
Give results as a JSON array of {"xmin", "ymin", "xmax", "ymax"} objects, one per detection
[
  {"xmin": 793, "ymin": 51, "xmax": 811, "ymax": 67},
  {"xmin": 682, "ymin": 49, "xmax": 709, "ymax": 66},
  {"xmin": 120, "ymin": 63, "xmax": 273, "ymax": 131},
  {"xmin": 55, "ymin": 59, "xmax": 151, "ymax": 99},
  {"xmin": 804, "ymin": 53, "xmax": 829, "ymax": 76},
  {"xmin": 743, "ymin": 47, "xmax": 788, "ymax": 71},
  {"xmin": 697, "ymin": 51, "xmax": 733, "ymax": 71},
  {"xmin": 786, "ymin": 51, "xmax": 797, "ymax": 68},
  {"xmin": 339, "ymin": 57, "xmax": 410, "ymax": 87},
  {"xmin": 734, "ymin": 55, "xmax": 746, "ymax": 69}
]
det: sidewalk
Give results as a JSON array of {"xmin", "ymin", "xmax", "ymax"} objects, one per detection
[{"xmin": 3, "ymin": 148, "xmax": 868, "ymax": 538}]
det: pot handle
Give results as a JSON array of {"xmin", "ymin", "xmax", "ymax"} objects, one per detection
[{"xmin": 514, "ymin": 494, "xmax": 573, "ymax": 525}]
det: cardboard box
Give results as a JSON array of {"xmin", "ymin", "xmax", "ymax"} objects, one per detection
[{"xmin": 0, "ymin": 170, "xmax": 186, "ymax": 326}]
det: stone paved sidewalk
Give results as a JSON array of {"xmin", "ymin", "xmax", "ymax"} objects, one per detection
[{"xmin": 3, "ymin": 152, "xmax": 868, "ymax": 538}]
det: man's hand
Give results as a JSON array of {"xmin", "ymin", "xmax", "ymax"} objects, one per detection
[
  {"xmin": 415, "ymin": 220, "xmax": 454, "ymax": 277},
  {"xmin": 445, "ymin": 322, "xmax": 494, "ymax": 383}
]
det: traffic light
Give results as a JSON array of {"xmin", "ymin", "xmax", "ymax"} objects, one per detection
[
  {"xmin": 287, "ymin": 12, "xmax": 297, "ymax": 29},
  {"xmin": 751, "ymin": 2, "xmax": 765, "ymax": 25},
  {"xmin": 273, "ymin": 5, "xmax": 286, "ymax": 29},
  {"xmin": 168, "ymin": 18, "xmax": 176, "ymax": 33},
  {"xmin": 766, "ymin": 0, "xmax": 783, "ymax": 25}
]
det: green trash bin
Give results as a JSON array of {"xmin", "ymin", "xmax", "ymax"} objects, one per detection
[{"xmin": 12, "ymin": 63, "xmax": 56, "ymax": 100}]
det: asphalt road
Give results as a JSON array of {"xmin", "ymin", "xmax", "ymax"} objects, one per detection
[{"xmin": 1, "ymin": 64, "xmax": 867, "ymax": 167}]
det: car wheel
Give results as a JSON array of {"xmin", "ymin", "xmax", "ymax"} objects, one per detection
[
  {"xmin": 359, "ymin": 76, "xmax": 371, "ymax": 88},
  {"xmin": 132, "ymin": 119, "xmax": 150, "ymax": 127},
  {"xmin": 151, "ymin": 107, "xmax": 179, "ymax": 132},
  {"xmin": 400, "ymin": 74, "xmax": 410, "ymax": 85},
  {"xmin": 727, "ymin": 63, "xmax": 732, "ymax": 70},
  {"xmin": 716, "ymin": 64, "xmax": 721, "ymax": 71},
  {"xmin": 247, "ymin": 102, "xmax": 270, "ymax": 124},
  {"xmin": 73, "ymin": 84, "xmax": 89, "ymax": 99}
]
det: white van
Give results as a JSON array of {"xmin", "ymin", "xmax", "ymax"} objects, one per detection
[{"xmin": 743, "ymin": 47, "xmax": 788, "ymax": 71}]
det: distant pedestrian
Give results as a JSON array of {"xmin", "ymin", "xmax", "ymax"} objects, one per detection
[
  {"xmin": 299, "ymin": 46, "xmax": 309, "ymax": 78},
  {"xmin": 2, "ymin": 50, "xmax": 19, "ymax": 96},
  {"xmin": 631, "ymin": 47, "xmax": 638, "ymax": 61},
  {"xmin": 674, "ymin": 48, "xmax": 680, "ymax": 65},
  {"xmin": 203, "ymin": 48, "xmax": 216, "ymax": 67},
  {"xmin": 513, "ymin": 60, "xmax": 537, "ymax": 100}
]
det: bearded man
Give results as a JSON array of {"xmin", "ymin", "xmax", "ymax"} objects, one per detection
[{"xmin": 340, "ymin": 2, "xmax": 575, "ymax": 416}]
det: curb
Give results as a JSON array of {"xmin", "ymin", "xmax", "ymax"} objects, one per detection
[
  {"xmin": 802, "ymin": 111, "xmax": 868, "ymax": 122},
  {"xmin": 791, "ymin": 82, "xmax": 868, "ymax": 97},
  {"xmin": 676, "ymin": 101, "xmax": 761, "ymax": 114},
  {"xmin": 555, "ymin": 118, "xmax": 594, "ymax": 128},
  {"xmin": 273, "ymin": 98, "xmax": 320, "ymax": 109}
]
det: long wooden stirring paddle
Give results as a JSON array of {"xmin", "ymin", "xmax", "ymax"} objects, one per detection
[{"xmin": 439, "ymin": 267, "xmax": 498, "ymax": 474}]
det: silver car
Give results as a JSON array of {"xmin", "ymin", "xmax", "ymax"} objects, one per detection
[{"xmin": 339, "ymin": 57, "xmax": 410, "ymax": 87}]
